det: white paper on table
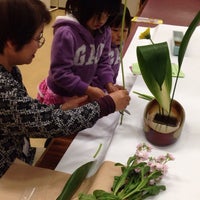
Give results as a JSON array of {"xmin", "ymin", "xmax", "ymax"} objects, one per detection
[{"xmin": 55, "ymin": 112, "xmax": 120, "ymax": 177}]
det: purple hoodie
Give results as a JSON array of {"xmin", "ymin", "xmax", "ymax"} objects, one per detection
[
  {"xmin": 92, "ymin": 43, "xmax": 120, "ymax": 89},
  {"xmin": 47, "ymin": 15, "xmax": 113, "ymax": 97},
  {"xmin": 108, "ymin": 43, "xmax": 120, "ymax": 84}
]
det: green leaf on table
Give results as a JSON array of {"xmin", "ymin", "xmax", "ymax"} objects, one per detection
[
  {"xmin": 56, "ymin": 160, "xmax": 95, "ymax": 200},
  {"xmin": 142, "ymin": 184, "xmax": 166, "ymax": 199},
  {"xmin": 79, "ymin": 189, "xmax": 121, "ymax": 200},
  {"xmin": 93, "ymin": 190, "xmax": 120, "ymax": 200},
  {"xmin": 79, "ymin": 193, "xmax": 97, "ymax": 200}
]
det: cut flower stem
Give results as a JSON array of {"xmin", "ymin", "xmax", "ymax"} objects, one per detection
[{"xmin": 119, "ymin": 0, "xmax": 128, "ymax": 125}]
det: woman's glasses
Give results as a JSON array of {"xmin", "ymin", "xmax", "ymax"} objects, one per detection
[{"xmin": 33, "ymin": 33, "xmax": 45, "ymax": 48}]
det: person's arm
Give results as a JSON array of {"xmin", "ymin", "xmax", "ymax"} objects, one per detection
[
  {"xmin": 3, "ymin": 86, "xmax": 129, "ymax": 139},
  {"xmin": 61, "ymin": 89, "xmax": 130, "ymax": 117},
  {"xmin": 1, "ymin": 64, "xmax": 129, "ymax": 138},
  {"xmin": 2, "ymin": 94, "xmax": 101, "ymax": 137}
]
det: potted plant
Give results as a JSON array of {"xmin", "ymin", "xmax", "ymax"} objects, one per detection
[{"xmin": 135, "ymin": 11, "xmax": 200, "ymax": 146}]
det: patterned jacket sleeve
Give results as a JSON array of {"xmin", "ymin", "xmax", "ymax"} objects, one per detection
[{"xmin": 0, "ymin": 67, "xmax": 101, "ymax": 138}]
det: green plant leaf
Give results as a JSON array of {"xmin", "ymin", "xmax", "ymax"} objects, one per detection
[
  {"xmin": 142, "ymin": 185, "xmax": 166, "ymax": 199},
  {"xmin": 56, "ymin": 161, "xmax": 94, "ymax": 200},
  {"xmin": 137, "ymin": 42, "xmax": 172, "ymax": 112},
  {"xmin": 178, "ymin": 11, "xmax": 200, "ymax": 68},
  {"xmin": 93, "ymin": 190, "xmax": 120, "ymax": 200},
  {"xmin": 112, "ymin": 167, "xmax": 131, "ymax": 195},
  {"xmin": 79, "ymin": 193, "xmax": 97, "ymax": 200},
  {"xmin": 133, "ymin": 91, "xmax": 154, "ymax": 101},
  {"xmin": 170, "ymin": 11, "xmax": 200, "ymax": 110}
]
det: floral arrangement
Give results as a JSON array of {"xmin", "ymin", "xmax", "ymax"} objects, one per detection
[
  {"xmin": 135, "ymin": 11, "xmax": 200, "ymax": 116},
  {"xmin": 57, "ymin": 143, "xmax": 174, "ymax": 200}
]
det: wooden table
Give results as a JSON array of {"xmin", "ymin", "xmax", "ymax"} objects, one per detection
[
  {"xmin": 35, "ymin": 134, "xmax": 77, "ymax": 169},
  {"xmin": 35, "ymin": 0, "xmax": 200, "ymax": 169}
]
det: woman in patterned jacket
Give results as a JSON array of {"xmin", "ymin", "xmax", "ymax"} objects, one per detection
[{"xmin": 0, "ymin": 0, "xmax": 130, "ymax": 177}]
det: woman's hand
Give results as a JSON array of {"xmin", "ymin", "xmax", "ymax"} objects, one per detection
[
  {"xmin": 85, "ymin": 86, "xmax": 106, "ymax": 102},
  {"xmin": 61, "ymin": 95, "xmax": 88, "ymax": 110},
  {"xmin": 109, "ymin": 89, "xmax": 130, "ymax": 111}
]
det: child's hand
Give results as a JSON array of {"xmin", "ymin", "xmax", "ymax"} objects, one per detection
[
  {"xmin": 86, "ymin": 86, "xmax": 106, "ymax": 102},
  {"xmin": 114, "ymin": 84, "xmax": 124, "ymax": 90},
  {"xmin": 105, "ymin": 82, "xmax": 119, "ymax": 93}
]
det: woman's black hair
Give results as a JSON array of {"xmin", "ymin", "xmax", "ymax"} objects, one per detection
[
  {"xmin": 0, "ymin": 0, "xmax": 51, "ymax": 53},
  {"xmin": 110, "ymin": 3, "xmax": 132, "ymax": 35},
  {"xmin": 65, "ymin": 0, "xmax": 121, "ymax": 27}
]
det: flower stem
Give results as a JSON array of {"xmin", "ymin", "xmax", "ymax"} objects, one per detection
[
  {"xmin": 119, "ymin": 0, "xmax": 127, "ymax": 125},
  {"xmin": 150, "ymin": 38, "xmax": 154, "ymax": 44}
]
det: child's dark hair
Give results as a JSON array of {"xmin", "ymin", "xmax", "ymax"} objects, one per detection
[
  {"xmin": 110, "ymin": 3, "xmax": 132, "ymax": 35},
  {"xmin": 65, "ymin": 0, "xmax": 121, "ymax": 27},
  {"xmin": 0, "ymin": 0, "xmax": 51, "ymax": 54}
]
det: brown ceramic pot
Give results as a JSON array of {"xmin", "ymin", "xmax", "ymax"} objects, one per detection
[{"xmin": 143, "ymin": 99, "xmax": 185, "ymax": 146}]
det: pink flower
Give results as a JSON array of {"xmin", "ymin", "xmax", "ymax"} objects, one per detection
[
  {"xmin": 135, "ymin": 150, "xmax": 149, "ymax": 160},
  {"xmin": 156, "ymin": 155, "xmax": 166, "ymax": 163},
  {"xmin": 166, "ymin": 153, "xmax": 175, "ymax": 161},
  {"xmin": 136, "ymin": 143, "xmax": 152, "ymax": 152}
]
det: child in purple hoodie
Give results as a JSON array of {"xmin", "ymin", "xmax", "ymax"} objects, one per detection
[
  {"xmin": 92, "ymin": 3, "xmax": 132, "ymax": 90},
  {"xmin": 37, "ymin": 0, "xmax": 122, "ymax": 105}
]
